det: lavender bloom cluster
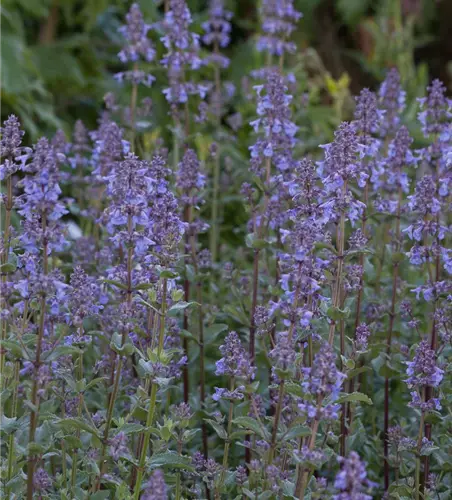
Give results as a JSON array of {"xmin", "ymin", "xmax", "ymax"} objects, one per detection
[
  {"xmin": 116, "ymin": 3, "xmax": 156, "ymax": 87},
  {"xmin": 250, "ymin": 71, "xmax": 298, "ymax": 172},
  {"xmin": 161, "ymin": 0, "xmax": 206, "ymax": 104},
  {"xmin": 257, "ymin": 0, "xmax": 302, "ymax": 57},
  {"xmin": 202, "ymin": 0, "xmax": 232, "ymax": 69}
]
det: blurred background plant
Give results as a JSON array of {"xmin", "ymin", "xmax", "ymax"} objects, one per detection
[{"xmin": 2, "ymin": 0, "xmax": 451, "ymax": 142}]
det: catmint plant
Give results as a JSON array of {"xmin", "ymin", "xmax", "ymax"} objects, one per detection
[
  {"xmin": 14, "ymin": 136, "xmax": 69, "ymax": 497},
  {"xmin": 176, "ymin": 148, "xmax": 209, "ymax": 455},
  {"xmin": 1, "ymin": 5, "xmax": 451, "ymax": 500},
  {"xmin": 256, "ymin": 0, "xmax": 302, "ymax": 70},
  {"xmin": 202, "ymin": 0, "xmax": 233, "ymax": 263},
  {"xmin": 116, "ymin": 3, "xmax": 156, "ymax": 148}
]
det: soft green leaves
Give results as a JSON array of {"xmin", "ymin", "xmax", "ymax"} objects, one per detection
[
  {"xmin": 110, "ymin": 332, "xmax": 135, "ymax": 356},
  {"xmin": 55, "ymin": 418, "xmax": 100, "ymax": 437},
  {"xmin": 245, "ymin": 233, "xmax": 269, "ymax": 250},
  {"xmin": 0, "ymin": 415, "xmax": 19, "ymax": 434},
  {"xmin": 0, "ymin": 262, "xmax": 17, "ymax": 273},
  {"xmin": 327, "ymin": 306, "xmax": 350, "ymax": 321},
  {"xmin": 168, "ymin": 301, "xmax": 199, "ymax": 316},
  {"xmin": 148, "ymin": 451, "xmax": 194, "ymax": 471},
  {"xmin": 232, "ymin": 416, "xmax": 268, "ymax": 440},
  {"xmin": 337, "ymin": 392, "xmax": 373, "ymax": 405},
  {"xmin": 205, "ymin": 419, "xmax": 228, "ymax": 440}
]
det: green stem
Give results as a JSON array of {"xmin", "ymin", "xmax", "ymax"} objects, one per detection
[
  {"xmin": 415, "ymin": 411, "xmax": 425, "ymax": 500},
  {"xmin": 6, "ymin": 360, "xmax": 20, "ymax": 493},
  {"xmin": 210, "ymin": 152, "xmax": 221, "ymax": 263},
  {"xmin": 384, "ymin": 185, "xmax": 403, "ymax": 490},
  {"xmin": 1, "ymin": 175, "xmax": 13, "ymax": 378},
  {"xmin": 71, "ymin": 347, "xmax": 83, "ymax": 494},
  {"xmin": 217, "ymin": 378, "xmax": 235, "ymax": 495},
  {"xmin": 296, "ymin": 418, "xmax": 320, "ymax": 499},
  {"xmin": 328, "ymin": 183, "xmax": 347, "ymax": 346},
  {"xmin": 175, "ymin": 440, "xmax": 183, "ymax": 500},
  {"xmin": 27, "ymin": 213, "xmax": 48, "ymax": 500},
  {"xmin": 268, "ymin": 260, "xmax": 304, "ymax": 467},
  {"xmin": 130, "ymin": 62, "xmax": 138, "ymax": 151},
  {"xmin": 95, "ymin": 215, "xmax": 134, "ymax": 490},
  {"xmin": 210, "ymin": 41, "xmax": 222, "ymax": 263},
  {"xmin": 268, "ymin": 381, "xmax": 284, "ymax": 466},
  {"xmin": 133, "ymin": 279, "xmax": 167, "ymax": 500}
]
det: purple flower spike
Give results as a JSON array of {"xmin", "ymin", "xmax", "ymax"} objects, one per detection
[
  {"xmin": 333, "ymin": 451, "xmax": 373, "ymax": 500},
  {"xmin": 257, "ymin": 0, "xmax": 302, "ymax": 57},
  {"xmin": 142, "ymin": 469, "xmax": 168, "ymax": 500},
  {"xmin": 405, "ymin": 340, "xmax": 444, "ymax": 389},
  {"xmin": 118, "ymin": 3, "xmax": 155, "ymax": 64},
  {"xmin": 378, "ymin": 68, "xmax": 406, "ymax": 137},
  {"xmin": 161, "ymin": 0, "xmax": 204, "ymax": 103}
]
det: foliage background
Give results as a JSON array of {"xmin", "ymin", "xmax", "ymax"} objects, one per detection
[{"xmin": 2, "ymin": 0, "xmax": 451, "ymax": 143}]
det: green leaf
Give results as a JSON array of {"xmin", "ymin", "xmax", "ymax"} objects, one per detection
[
  {"xmin": 32, "ymin": 46, "xmax": 85, "ymax": 85},
  {"xmin": 205, "ymin": 419, "xmax": 228, "ymax": 439},
  {"xmin": 391, "ymin": 252, "xmax": 406, "ymax": 264},
  {"xmin": 0, "ymin": 262, "xmax": 17, "ymax": 273},
  {"xmin": 134, "ymin": 283, "xmax": 155, "ymax": 290},
  {"xmin": 0, "ymin": 340, "xmax": 24, "ymax": 359},
  {"xmin": 84, "ymin": 377, "xmax": 107, "ymax": 392},
  {"xmin": 63, "ymin": 435, "xmax": 83, "ymax": 450},
  {"xmin": 0, "ymin": 415, "xmax": 18, "ymax": 434},
  {"xmin": 327, "ymin": 306, "xmax": 350, "ymax": 321},
  {"xmin": 281, "ymin": 425, "xmax": 311, "ymax": 441},
  {"xmin": 337, "ymin": 0, "xmax": 372, "ymax": 26},
  {"xmin": 180, "ymin": 330, "xmax": 200, "ymax": 344},
  {"xmin": 159, "ymin": 269, "xmax": 178, "ymax": 279},
  {"xmin": 346, "ymin": 365, "xmax": 372, "ymax": 380},
  {"xmin": 103, "ymin": 279, "xmax": 128, "ymax": 290},
  {"xmin": 337, "ymin": 392, "xmax": 373, "ymax": 405},
  {"xmin": 168, "ymin": 301, "xmax": 199, "ymax": 316},
  {"xmin": 148, "ymin": 451, "xmax": 194, "ymax": 471},
  {"xmin": 119, "ymin": 423, "xmax": 144, "ymax": 435},
  {"xmin": 284, "ymin": 382, "xmax": 304, "ymax": 398},
  {"xmin": 245, "ymin": 233, "xmax": 268, "ymax": 250},
  {"xmin": 314, "ymin": 241, "xmax": 337, "ymax": 254},
  {"xmin": 204, "ymin": 323, "xmax": 229, "ymax": 342},
  {"xmin": 110, "ymin": 332, "xmax": 135, "ymax": 356},
  {"xmin": 232, "ymin": 416, "xmax": 268, "ymax": 439},
  {"xmin": 0, "ymin": 389, "xmax": 13, "ymax": 407},
  {"xmin": 388, "ymin": 484, "xmax": 413, "ymax": 497},
  {"xmin": 1, "ymin": 35, "xmax": 35, "ymax": 94},
  {"xmin": 90, "ymin": 492, "xmax": 111, "ymax": 500},
  {"xmin": 224, "ymin": 305, "xmax": 249, "ymax": 326},
  {"xmin": 44, "ymin": 345, "xmax": 82, "ymax": 361},
  {"xmin": 55, "ymin": 418, "xmax": 100, "ymax": 437}
]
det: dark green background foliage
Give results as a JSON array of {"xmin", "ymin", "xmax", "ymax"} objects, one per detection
[{"xmin": 1, "ymin": 0, "xmax": 451, "ymax": 142}]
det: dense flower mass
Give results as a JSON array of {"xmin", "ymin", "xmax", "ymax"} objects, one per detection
[
  {"xmin": 378, "ymin": 67, "xmax": 406, "ymax": 137},
  {"xmin": 118, "ymin": 3, "xmax": 155, "ymax": 64},
  {"xmin": 299, "ymin": 344, "xmax": 346, "ymax": 420},
  {"xmin": 333, "ymin": 452, "xmax": 373, "ymax": 500},
  {"xmin": 202, "ymin": 0, "xmax": 232, "ymax": 54},
  {"xmin": 161, "ymin": 0, "xmax": 206, "ymax": 103},
  {"xmin": 405, "ymin": 340, "xmax": 444, "ymax": 389},
  {"xmin": 250, "ymin": 70, "xmax": 298, "ymax": 172},
  {"xmin": 1, "ymin": 5, "xmax": 451, "ymax": 500},
  {"xmin": 0, "ymin": 114, "xmax": 27, "ymax": 179},
  {"xmin": 257, "ymin": 0, "xmax": 302, "ymax": 57},
  {"xmin": 116, "ymin": 3, "xmax": 155, "ymax": 87}
]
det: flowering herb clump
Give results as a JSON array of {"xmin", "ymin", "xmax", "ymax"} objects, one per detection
[{"xmin": 0, "ymin": 5, "xmax": 451, "ymax": 500}]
